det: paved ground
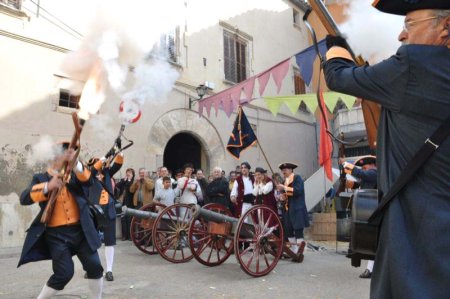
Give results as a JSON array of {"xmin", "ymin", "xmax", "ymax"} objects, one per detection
[{"xmin": 0, "ymin": 240, "xmax": 370, "ymax": 299}]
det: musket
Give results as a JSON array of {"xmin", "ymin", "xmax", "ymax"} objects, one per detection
[
  {"xmin": 302, "ymin": 0, "xmax": 381, "ymax": 149},
  {"xmin": 40, "ymin": 112, "xmax": 85, "ymax": 224}
]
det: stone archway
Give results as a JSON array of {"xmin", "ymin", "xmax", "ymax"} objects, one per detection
[{"xmin": 147, "ymin": 109, "xmax": 225, "ymax": 173}]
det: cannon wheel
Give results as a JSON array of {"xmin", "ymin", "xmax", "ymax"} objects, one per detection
[
  {"xmin": 130, "ymin": 202, "xmax": 166, "ymax": 255},
  {"xmin": 234, "ymin": 205, "xmax": 284, "ymax": 277},
  {"xmin": 189, "ymin": 203, "xmax": 234, "ymax": 267},
  {"xmin": 152, "ymin": 203, "xmax": 195, "ymax": 263}
]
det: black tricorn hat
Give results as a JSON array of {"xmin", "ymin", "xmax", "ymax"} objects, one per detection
[
  {"xmin": 87, "ymin": 157, "xmax": 99, "ymax": 167},
  {"xmin": 254, "ymin": 167, "xmax": 267, "ymax": 174},
  {"xmin": 373, "ymin": 0, "xmax": 450, "ymax": 16},
  {"xmin": 278, "ymin": 162, "xmax": 298, "ymax": 170},
  {"xmin": 354, "ymin": 155, "xmax": 376, "ymax": 167}
]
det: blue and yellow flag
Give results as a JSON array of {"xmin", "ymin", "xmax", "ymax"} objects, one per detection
[{"xmin": 226, "ymin": 106, "xmax": 257, "ymax": 159}]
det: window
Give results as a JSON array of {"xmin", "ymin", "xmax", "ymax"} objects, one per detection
[
  {"xmin": 0, "ymin": 0, "xmax": 21, "ymax": 10},
  {"xmin": 159, "ymin": 27, "xmax": 178, "ymax": 63},
  {"xmin": 223, "ymin": 30, "xmax": 247, "ymax": 83},
  {"xmin": 59, "ymin": 90, "xmax": 80, "ymax": 109},
  {"xmin": 294, "ymin": 72, "xmax": 308, "ymax": 112}
]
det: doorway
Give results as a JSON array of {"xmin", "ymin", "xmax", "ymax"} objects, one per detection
[{"xmin": 163, "ymin": 133, "xmax": 202, "ymax": 175}]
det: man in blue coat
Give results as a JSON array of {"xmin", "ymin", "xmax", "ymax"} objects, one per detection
[
  {"xmin": 86, "ymin": 153, "xmax": 123, "ymax": 282},
  {"xmin": 276, "ymin": 162, "xmax": 309, "ymax": 256},
  {"xmin": 323, "ymin": 1, "xmax": 449, "ymax": 297},
  {"xmin": 18, "ymin": 143, "xmax": 103, "ymax": 299}
]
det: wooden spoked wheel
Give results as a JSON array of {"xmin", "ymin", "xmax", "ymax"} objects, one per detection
[
  {"xmin": 130, "ymin": 202, "xmax": 166, "ymax": 255},
  {"xmin": 234, "ymin": 205, "xmax": 284, "ymax": 277},
  {"xmin": 152, "ymin": 203, "xmax": 195, "ymax": 263},
  {"xmin": 189, "ymin": 203, "xmax": 234, "ymax": 267}
]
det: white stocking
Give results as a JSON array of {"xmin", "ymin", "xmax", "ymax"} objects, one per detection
[
  {"xmin": 288, "ymin": 237, "xmax": 298, "ymax": 253},
  {"xmin": 88, "ymin": 277, "xmax": 103, "ymax": 299},
  {"xmin": 367, "ymin": 260, "xmax": 374, "ymax": 272},
  {"xmin": 105, "ymin": 246, "xmax": 114, "ymax": 272},
  {"xmin": 37, "ymin": 284, "xmax": 58, "ymax": 299}
]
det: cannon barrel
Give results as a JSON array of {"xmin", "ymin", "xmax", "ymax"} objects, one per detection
[
  {"xmin": 191, "ymin": 204, "xmax": 239, "ymax": 224},
  {"xmin": 122, "ymin": 206, "xmax": 160, "ymax": 220}
]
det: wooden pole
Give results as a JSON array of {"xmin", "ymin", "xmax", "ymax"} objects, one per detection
[{"xmin": 258, "ymin": 141, "xmax": 275, "ymax": 174}]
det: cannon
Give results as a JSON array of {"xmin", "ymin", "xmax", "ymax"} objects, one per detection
[
  {"xmin": 123, "ymin": 203, "xmax": 194, "ymax": 263},
  {"xmin": 189, "ymin": 204, "xmax": 305, "ymax": 277}
]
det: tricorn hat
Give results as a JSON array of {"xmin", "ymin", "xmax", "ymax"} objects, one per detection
[
  {"xmin": 354, "ymin": 155, "xmax": 376, "ymax": 167},
  {"xmin": 87, "ymin": 157, "xmax": 99, "ymax": 167},
  {"xmin": 254, "ymin": 167, "xmax": 267, "ymax": 174},
  {"xmin": 372, "ymin": 0, "xmax": 450, "ymax": 16},
  {"xmin": 278, "ymin": 162, "xmax": 298, "ymax": 170}
]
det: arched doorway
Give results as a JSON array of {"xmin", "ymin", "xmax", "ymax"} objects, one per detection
[{"xmin": 163, "ymin": 132, "xmax": 202, "ymax": 175}]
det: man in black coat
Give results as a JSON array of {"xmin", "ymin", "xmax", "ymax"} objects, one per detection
[
  {"xmin": 18, "ymin": 142, "xmax": 103, "ymax": 299},
  {"xmin": 324, "ymin": 1, "xmax": 449, "ymax": 296}
]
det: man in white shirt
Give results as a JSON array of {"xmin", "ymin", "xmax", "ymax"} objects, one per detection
[
  {"xmin": 155, "ymin": 167, "xmax": 175, "ymax": 194},
  {"xmin": 176, "ymin": 163, "xmax": 202, "ymax": 205},
  {"xmin": 230, "ymin": 162, "xmax": 255, "ymax": 218}
]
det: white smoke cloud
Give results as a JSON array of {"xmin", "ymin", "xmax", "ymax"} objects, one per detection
[
  {"xmin": 60, "ymin": 0, "xmax": 183, "ymax": 127},
  {"xmin": 26, "ymin": 135, "xmax": 61, "ymax": 167},
  {"xmin": 339, "ymin": 0, "xmax": 404, "ymax": 63}
]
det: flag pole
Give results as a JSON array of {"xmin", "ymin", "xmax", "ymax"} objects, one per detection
[{"xmin": 258, "ymin": 141, "xmax": 275, "ymax": 174}]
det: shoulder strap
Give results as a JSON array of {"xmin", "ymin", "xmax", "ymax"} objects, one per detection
[{"xmin": 369, "ymin": 115, "xmax": 450, "ymax": 224}]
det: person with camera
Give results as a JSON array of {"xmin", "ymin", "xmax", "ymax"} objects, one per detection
[
  {"xmin": 176, "ymin": 163, "xmax": 202, "ymax": 205},
  {"xmin": 86, "ymin": 153, "xmax": 123, "ymax": 282},
  {"xmin": 18, "ymin": 142, "xmax": 103, "ymax": 299},
  {"xmin": 130, "ymin": 167, "xmax": 155, "ymax": 209}
]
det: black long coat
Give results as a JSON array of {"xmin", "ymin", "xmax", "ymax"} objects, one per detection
[
  {"xmin": 324, "ymin": 44, "xmax": 450, "ymax": 298},
  {"xmin": 18, "ymin": 171, "xmax": 101, "ymax": 267}
]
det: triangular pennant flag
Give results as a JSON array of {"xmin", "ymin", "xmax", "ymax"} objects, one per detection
[
  {"xmin": 221, "ymin": 95, "xmax": 233, "ymax": 118},
  {"xmin": 198, "ymin": 101, "xmax": 205, "ymax": 117},
  {"xmin": 334, "ymin": 92, "xmax": 356, "ymax": 110},
  {"xmin": 300, "ymin": 93, "xmax": 319, "ymax": 114},
  {"xmin": 324, "ymin": 92, "xmax": 340, "ymax": 113},
  {"xmin": 242, "ymin": 77, "xmax": 255, "ymax": 103},
  {"xmin": 204, "ymin": 98, "xmax": 213, "ymax": 118},
  {"xmin": 294, "ymin": 39, "xmax": 327, "ymax": 86},
  {"xmin": 271, "ymin": 59, "xmax": 290, "ymax": 94},
  {"xmin": 282, "ymin": 97, "xmax": 302, "ymax": 115},
  {"xmin": 263, "ymin": 97, "xmax": 284, "ymax": 116},
  {"xmin": 213, "ymin": 98, "xmax": 220, "ymax": 117},
  {"xmin": 230, "ymin": 85, "xmax": 242, "ymax": 112},
  {"xmin": 258, "ymin": 71, "xmax": 271, "ymax": 96}
]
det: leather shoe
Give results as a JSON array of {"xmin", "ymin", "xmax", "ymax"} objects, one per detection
[
  {"xmin": 359, "ymin": 269, "xmax": 372, "ymax": 279},
  {"xmin": 105, "ymin": 271, "xmax": 114, "ymax": 281}
]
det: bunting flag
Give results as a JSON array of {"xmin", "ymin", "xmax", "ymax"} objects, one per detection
[
  {"xmin": 318, "ymin": 90, "xmax": 333, "ymax": 181},
  {"xmin": 294, "ymin": 39, "xmax": 327, "ymax": 86},
  {"xmin": 226, "ymin": 106, "xmax": 257, "ymax": 159},
  {"xmin": 197, "ymin": 39, "xmax": 331, "ymax": 118},
  {"xmin": 263, "ymin": 92, "xmax": 357, "ymax": 116}
]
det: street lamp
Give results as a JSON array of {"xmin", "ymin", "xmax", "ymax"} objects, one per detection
[{"xmin": 189, "ymin": 84, "xmax": 209, "ymax": 110}]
